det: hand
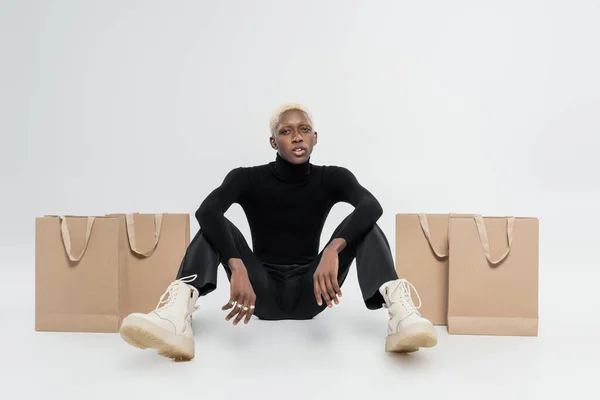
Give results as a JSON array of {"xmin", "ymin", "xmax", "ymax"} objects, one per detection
[
  {"xmin": 313, "ymin": 248, "xmax": 342, "ymax": 308},
  {"xmin": 222, "ymin": 264, "xmax": 256, "ymax": 325}
]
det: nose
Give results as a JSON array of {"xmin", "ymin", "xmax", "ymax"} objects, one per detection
[{"xmin": 292, "ymin": 130, "xmax": 303, "ymax": 142}]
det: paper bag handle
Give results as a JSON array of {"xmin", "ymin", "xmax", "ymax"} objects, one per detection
[
  {"xmin": 474, "ymin": 215, "xmax": 515, "ymax": 265},
  {"xmin": 418, "ymin": 213, "xmax": 449, "ymax": 259},
  {"xmin": 59, "ymin": 216, "xmax": 96, "ymax": 262},
  {"xmin": 125, "ymin": 213, "xmax": 163, "ymax": 257}
]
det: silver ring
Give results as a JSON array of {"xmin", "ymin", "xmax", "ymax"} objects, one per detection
[
  {"xmin": 243, "ymin": 306, "xmax": 248, "ymax": 311},
  {"xmin": 249, "ymin": 305, "xmax": 255, "ymax": 310},
  {"xmin": 229, "ymin": 300, "xmax": 236, "ymax": 306},
  {"xmin": 236, "ymin": 303, "xmax": 242, "ymax": 308}
]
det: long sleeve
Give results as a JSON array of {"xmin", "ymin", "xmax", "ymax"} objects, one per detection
[
  {"xmin": 195, "ymin": 167, "xmax": 250, "ymax": 261},
  {"xmin": 329, "ymin": 167, "xmax": 383, "ymax": 247}
]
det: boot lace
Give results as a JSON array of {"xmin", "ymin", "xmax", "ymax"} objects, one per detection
[
  {"xmin": 155, "ymin": 274, "xmax": 198, "ymax": 310},
  {"xmin": 383, "ymin": 279, "xmax": 422, "ymax": 313}
]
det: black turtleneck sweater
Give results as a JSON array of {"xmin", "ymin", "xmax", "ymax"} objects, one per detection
[{"xmin": 195, "ymin": 153, "xmax": 383, "ymax": 265}]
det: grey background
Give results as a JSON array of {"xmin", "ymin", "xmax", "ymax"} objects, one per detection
[{"xmin": 1, "ymin": 1, "xmax": 599, "ymax": 398}]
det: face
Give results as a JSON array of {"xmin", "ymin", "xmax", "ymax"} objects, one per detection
[{"xmin": 270, "ymin": 109, "xmax": 318, "ymax": 164}]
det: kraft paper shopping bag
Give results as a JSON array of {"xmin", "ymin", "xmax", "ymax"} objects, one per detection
[
  {"xmin": 106, "ymin": 213, "xmax": 190, "ymax": 317},
  {"xmin": 447, "ymin": 215, "xmax": 539, "ymax": 336},
  {"xmin": 395, "ymin": 213, "xmax": 450, "ymax": 325},
  {"xmin": 35, "ymin": 215, "xmax": 127, "ymax": 332}
]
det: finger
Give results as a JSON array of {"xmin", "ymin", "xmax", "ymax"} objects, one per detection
[
  {"xmin": 320, "ymin": 277, "xmax": 332, "ymax": 308},
  {"xmin": 222, "ymin": 298, "xmax": 236, "ymax": 310},
  {"xmin": 226, "ymin": 302, "xmax": 243, "ymax": 321},
  {"xmin": 333, "ymin": 278, "xmax": 342, "ymax": 298},
  {"xmin": 244, "ymin": 300, "xmax": 255, "ymax": 324},
  {"xmin": 232, "ymin": 296, "xmax": 247, "ymax": 325},
  {"xmin": 314, "ymin": 278, "xmax": 322, "ymax": 306},
  {"xmin": 319, "ymin": 276, "xmax": 332, "ymax": 308},
  {"xmin": 325, "ymin": 275, "xmax": 338, "ymax": 305},
  {"xmin": 222, "ymin": 290, "xmax": 239, "ymax": 310},
  {"xmin": 225, "ymin": 294, "xmax": 242, "ymax": 320},
  {"xmin": 233, "ymin": 298, "xmax": 248, "ymax": 325}
]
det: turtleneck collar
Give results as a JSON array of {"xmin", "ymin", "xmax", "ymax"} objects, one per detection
[{"xmin": 271, "ymin": 152, "xmax": 312, "ymax": 183}]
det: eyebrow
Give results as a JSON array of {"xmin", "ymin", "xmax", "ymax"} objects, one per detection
[{"xmin": 280, "ymin": 122, "xmax": 311, "ymax": 129}]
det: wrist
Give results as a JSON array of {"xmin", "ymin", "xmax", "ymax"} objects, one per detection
[
  {"xmin": 326, "ymin": 238, "xmax": 346, "ymax": 254},
  {"xmin": 228, "ymin": 258, "xmax": 246, "ymax": 273}
]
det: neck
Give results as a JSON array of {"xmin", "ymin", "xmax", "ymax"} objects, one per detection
[{"xmin": 272, "ymin": 152, "xmax": 311, "ymax": 182}]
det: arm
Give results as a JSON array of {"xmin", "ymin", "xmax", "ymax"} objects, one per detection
[
  {"xmin": 314, "ymin": 167, "xmax": 382, "ymax": 307},
  {"xmin": 327, "ymin": 167, "xmax": 383, "ymax": 252},
  {"xmin": 195, "ymin": 167, "xmax": 249, "ymax": 266}
]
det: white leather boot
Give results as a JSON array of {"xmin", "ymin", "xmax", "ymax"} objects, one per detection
[
  {"xmin": 119, "ymin": 275, "xmax": 199, "ymax": 361},
  {"xmin": 382, "ymin": 278, "xmax": 438, "ymax": 353}
]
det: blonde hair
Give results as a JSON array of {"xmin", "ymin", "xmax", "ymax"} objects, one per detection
[{"xmin": 269, "ymin": 103, "xmax": 314, "ymax": 137}]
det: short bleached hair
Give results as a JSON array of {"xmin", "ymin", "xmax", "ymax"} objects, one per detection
[{"xmin": 269, "ymin": 103, "xmax": 314, "ymax": 137}]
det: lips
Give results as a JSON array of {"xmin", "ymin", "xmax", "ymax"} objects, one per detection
[{"xmin": 292, "ymin": 146, "xmax": 306, "ymax": 156}]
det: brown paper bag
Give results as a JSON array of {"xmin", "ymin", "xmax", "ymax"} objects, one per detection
[
  {"xmin": 35, "ymin": 215, "xmax": 127, "ymax": 332},
  {"xmin": 35, "ymin": 213, "xmax": 190, "ymax": 333},
  {"xmin": 447, "ymin": 215, "xmax": 539, "ymax": 336},
  {"xmin": 395, "ymin": 214, "xmax": 450, "ymax": 325},
  {"xmin": 106, "ymin": 213, "xmax": 190, "ymax": 317}
]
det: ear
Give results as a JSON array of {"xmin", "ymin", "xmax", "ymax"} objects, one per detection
[
  {"xmin": 269, "ymin": 136, "xmax": 277, "ymax": 149},
  {"xmin": 313, "ymin": 131, "xmax": 318, "ymax": 146}
]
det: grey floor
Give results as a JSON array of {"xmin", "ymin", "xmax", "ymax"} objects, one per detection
[{"xmin": 3, "ymin": 248, "xmax": 599, "ymax": 400}]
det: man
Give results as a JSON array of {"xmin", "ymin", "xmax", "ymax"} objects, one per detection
[{"xmin": 119, "ymin": 103, "xmax": 437, "ymax": 361}]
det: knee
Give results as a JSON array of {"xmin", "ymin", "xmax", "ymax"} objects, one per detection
[
  {"xmin": 363, "ymin": 223, "xmax": 388, "ymax": 243},
  {"xmin": 194, "ymin": 211, "xmax": 241, "ymax": 237},
  {"xmin": 223, "ymin": 219, "xmax": 246, "ymax": 242}
]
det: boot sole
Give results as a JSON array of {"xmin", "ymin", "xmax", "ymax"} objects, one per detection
[
  {"xmin": 385, "ymin": 322, "xmax": 438, "ymax": 353},
  {"xmin": 119, "ymin": 314, "xmax": 195, "ymax": 361}
]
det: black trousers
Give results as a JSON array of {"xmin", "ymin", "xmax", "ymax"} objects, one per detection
[{"xmin": 176, "ymin": 214, "xmax": 399, "ymax": 320}]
